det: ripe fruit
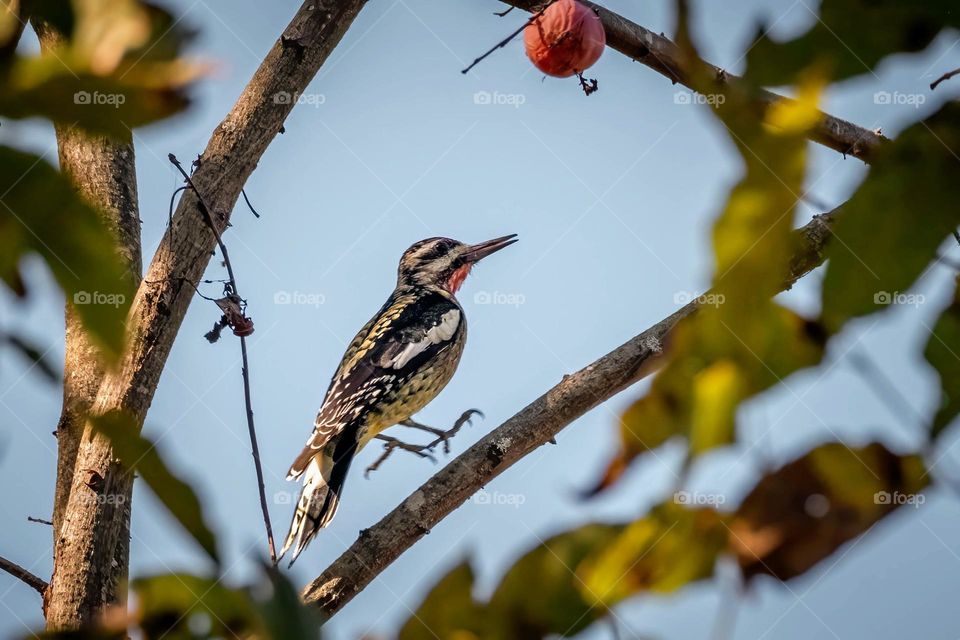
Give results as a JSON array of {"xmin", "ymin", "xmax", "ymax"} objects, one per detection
[{"xmin": 524, "ymin": 0, "xmax": 606, "ymax": 78}]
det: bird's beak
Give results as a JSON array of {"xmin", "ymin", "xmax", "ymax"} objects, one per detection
[{"xmin": 462, "ymin": 234, "xmax": 518, "ymax": 263}]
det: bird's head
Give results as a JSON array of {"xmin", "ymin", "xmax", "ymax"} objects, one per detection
[{"xmin": 397, "ymin": 234, "xmax": 517, "ymax": 294}]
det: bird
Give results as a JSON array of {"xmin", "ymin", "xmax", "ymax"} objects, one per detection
[{"xmin": 279, "ymin": 234, "xmax": 517, "ymax": 565}]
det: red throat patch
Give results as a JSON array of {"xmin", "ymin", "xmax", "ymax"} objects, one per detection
[{"xmin": 447, "ymin": 264, "xmax": 472, "ymax": 294}]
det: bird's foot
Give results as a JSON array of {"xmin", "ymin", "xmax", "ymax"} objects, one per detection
[
  {"xmin": 401, "ymin": 409, "xmax": 483, "ymax": 454},
  {"xmin": 365, "ymin": 435, "xmax": 437, "ymax": 477},
  {"xmin": 364, "ymin": 409, "xmax": 483, "ymax": 477}
]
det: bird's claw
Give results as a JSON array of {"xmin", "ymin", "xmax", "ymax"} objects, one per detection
[{"xmin": 365, "ymin": 409, "xmax": 484, "ymax": 476}]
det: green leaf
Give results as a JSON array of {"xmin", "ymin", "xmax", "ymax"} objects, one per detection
[
  {"xmin": 0, "ymin": 0, "xmax": 201, "ymax": 136},
  {"xmin": 924, "ymin": 276, "xmax": 960, "ymax": 437},
  {"xmin": 92, "ymin": 410, "xmax": 220, "ymax": 563},
  {"xmin": 0, "ymin": 145, "xmax": 133, "ymax": 362},
  {"xmin": 3, "ymin": 332, "xmax": 60, "ymax": 382},
  {"xmin": 255, "ymin": 563, "xmax": 324, "ymax": 640},
  {"xmin": 399, "ymin": 561, "xmax": 485, "ymax": 640},
  {"xmin": 729, "ymin": 442, "xmax": 928, "ymax": 581},
  {"xmin": 589, "ymin": 74, "xmax": 826, "ymax": 493},
  {"xmin": 745, "ymin": 1, "xmax": 958, "ymax": 85},
  {"xmin": 821, "ymin": 103, "xmax": 960, "ymax": 331},
  {"xmin": 487, "ymin": 524, "xmax": 623, "ymax": 638},
  {"xmin": 579, "ymin": 503, "xmax": 727, "ymax": 608},
  {"xmin": 133, "ymin": 573, "xmax": 257, "ymax": 638}
]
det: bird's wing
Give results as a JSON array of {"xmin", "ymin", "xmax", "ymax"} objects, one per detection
[{"xmin": 287, "ymin": 290, "xmax": 462, "ymax": 479}]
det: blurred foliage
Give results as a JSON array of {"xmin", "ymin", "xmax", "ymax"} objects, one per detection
[
  {"xmin": 745, "ymin": 0, "xmax": 959, "ymax": 85},
  {"xmin": 92, "ymin": 410, "xmax": 220, "ymax": 563},
  {"xmin": 924, "ymin": 276, "xmax": 960, "ymax": 437},
  {"xmin": 399, "ymin": 443, "xmax": 926, "ymax": 639},
  {"xmin": 0, "ymin": 0, "xmax": 202, "ymax": 369},
  {"xmin": 0, "ymin": 0, "xmax": 202, "ymax": 135},
  {"xmin": 37, "ymin": 564, "xmax": 322, "ymax": 640},
  {"xmin": 0, "ymin": 145, "xmax": 134, "ymax": 361},
  {"xmin": 821, "ymin": 103, "xmax": 960, "ymax": 330}
]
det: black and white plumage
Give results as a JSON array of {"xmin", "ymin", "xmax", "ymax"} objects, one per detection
[{"xmin": 279, "ymin": 235, "xmax": 517, "ymax": 565}]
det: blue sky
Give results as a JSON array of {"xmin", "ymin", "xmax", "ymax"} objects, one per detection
[{"xmin": 2, "ymin": 0, "xmax": 960, "ymax": 638}]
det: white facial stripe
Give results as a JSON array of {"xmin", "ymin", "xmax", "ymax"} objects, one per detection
[{"xmin": 388, "ymin": 308, "xmax": 460, "ymax": 369}]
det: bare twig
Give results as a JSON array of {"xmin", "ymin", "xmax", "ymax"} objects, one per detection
[
  {"xmin": 461, "ymin": 1, "xmax": 554, "ymax": 74},
  {"xmin": 168, "ymin": 154, "xmax": 276, "ymax": 565},
  {"xmin": 930, "ymin": 67, "xmax": 960, "ymax": 91},
  {"xmin": 490, "ymin": 0, "xmax": 885, "ymax": 162},
  {"xmin": 302, "ymin": 210, "xmax": 840, "ymax": 617},
  {"xmin": 27, "ymin": 516, "xmax": 53, "ymax": 526},
  {"xmin": 0, "ymin": 554, "xmax": 47, "ymax": 595}
]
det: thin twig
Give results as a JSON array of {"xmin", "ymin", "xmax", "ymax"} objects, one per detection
[
  {"xmin": 494, "ymin": 5, "xmax": 514, "ymax": 16},
  {"xmin": 168, "ymin": 154, "xmax": 277, "ymax": 565},
  {"xmin": 461, "ymin": 1, "xmax": 554, "ymax": 74},
  {"xmin": 0, "ymin": 554, "xmax": 47, "ymax": 594},
  {"xmin": 241, "ymin": 188, "xmax": 262, "ymax": 218},
  {"xmin": 930, "ymin": 67, "xmax": 960, "ymax": 91},
  {"xmin": 27, "ymin": 516, "xmax": 53, "ymax": 526}
]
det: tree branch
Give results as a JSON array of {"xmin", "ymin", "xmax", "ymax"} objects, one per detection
[
  {"xmin": 0, "ymin": 554, "xmax": 48, "ymax": 596},
  {"xmin": 44, "ymin": 0, "xmax": 368, "ymax": 630},
  {"xmin": 301, "ymin": 209, "xmax": 839, "ymax": 616},
  {"xmin": 486, "ymin": 0, "xmax": 884, "ymax": 163},
  {"xmin": 31, "ymin": 15, "xmax": 143, "ymax": 626}
]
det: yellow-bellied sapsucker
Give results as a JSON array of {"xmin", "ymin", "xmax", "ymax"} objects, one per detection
[{"xmin": 279, "ymin": 234, "xmax": 517, "ymax": 565}]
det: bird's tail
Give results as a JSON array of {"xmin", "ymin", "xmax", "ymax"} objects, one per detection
[{"xmin": 279, "ymin": 441, "xmax": 357, "ymax": 566}]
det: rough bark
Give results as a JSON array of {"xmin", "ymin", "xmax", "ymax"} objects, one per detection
[
  {"xmin": 31, "ymin": 17, "xmax": 142, "ymax": 617},
  {"xmin": 496, "ymin": 0, "xmax": 884, "ymax": 163},
  {"xmin": 43, "ymin": 0, "xmax": 368, "ymax": 630},
  {"xmin": 302, "ymin": 210, "xmax": 839, "ymax": 616}
]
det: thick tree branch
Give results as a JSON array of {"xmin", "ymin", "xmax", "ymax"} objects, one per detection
[
  {"xmin": 302, "ymin": 209, "xmax": 839, "ymax": 616},
  {"xmin": 44, "ymin": 0, "xmax": 367, "ymax": 630},
  {"xmin": 487, "ymin": 0, "xmax": 884, "ymax": 163},
  {"xmin": 0, "ymin": 555, "xmax": 48, "ymax": 595},
  {"xmin": 31, "ymin": 16, "xmax": 143, "ymax": 622}
]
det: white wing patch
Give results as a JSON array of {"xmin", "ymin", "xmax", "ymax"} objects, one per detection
[{"xmin": 387, "ymin": 308, "xmax": 460, "ymax": 369}]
